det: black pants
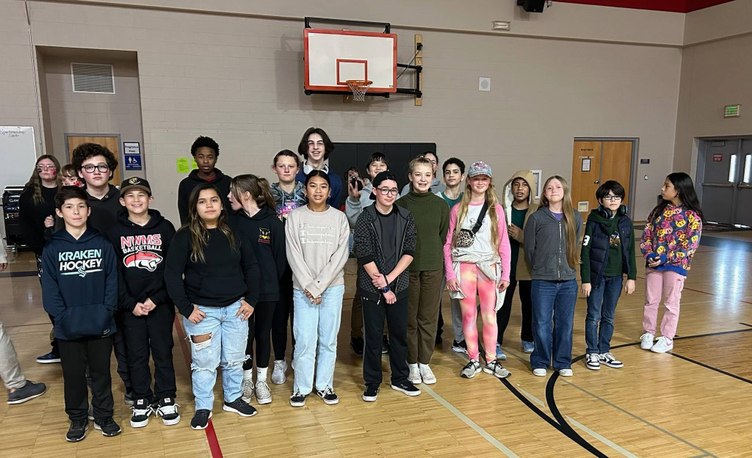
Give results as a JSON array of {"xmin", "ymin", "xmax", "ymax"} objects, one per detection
[
  {"xmin": 496, "ymin": 279, "xmax": 534, "ymax": 345},
  {"xmin": 244, "ymin": 301, "xmax": 277, "ymax": 370},
  {"xmin": 113, "ymin": 311, "xmax": 132, "ymax": 392},
  {"xmin": 36, "ymin": 255, "xmax": 59, "ymax": 356},
  {"xmin": 58, "ymin": 336, "xmax": 114, "ymax": 422},
  {"xmin": 272, "ymin": 271, "xmax": 293, "ymax": 361},
  {"xmin": 123, "ymin": 304, "xmax": 176, "ymax": 402},
  {"xmin": 362, "ymin": 294, "xmax": 409, "ymax": 386}
]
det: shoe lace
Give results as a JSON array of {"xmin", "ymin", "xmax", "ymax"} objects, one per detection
[
  {"xmin": 256, "ymin": 381, "xmax": 271, "ymax": 397},
  {"xmin": 158, "ymin": 403, "xmax": 179, "ymax": 415}
]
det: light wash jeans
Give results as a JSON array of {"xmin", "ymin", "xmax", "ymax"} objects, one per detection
[
  {"xmin": 183, "ymin": 301, "xmax": 248, "ymax": 411},
  {"xmin": 292, "ymin": 285, "xmax": 344, "ymax": 395}
]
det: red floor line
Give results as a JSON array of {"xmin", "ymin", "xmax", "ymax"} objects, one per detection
[{"xmin": 174, "ymin": 315, "xmax": 224, "ymax": 458}]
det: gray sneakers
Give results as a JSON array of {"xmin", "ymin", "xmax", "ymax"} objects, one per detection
[{"xmin": 7, "ymin": 380, "xmax": 46, "ymax": 405}]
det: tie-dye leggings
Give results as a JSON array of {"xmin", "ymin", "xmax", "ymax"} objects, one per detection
[{"xmin": 458, "ymin": 263, "xmax": 498, "ymax": 364}]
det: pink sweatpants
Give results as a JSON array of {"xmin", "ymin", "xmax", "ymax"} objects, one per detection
[
  {"xmin": 642, "ymin": 268, "xmax": 685, "ymax": 340},
  {"xmin": 458, "ymin": 263, "xmax": 498, "ymax": 364}
]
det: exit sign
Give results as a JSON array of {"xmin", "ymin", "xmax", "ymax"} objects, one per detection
[{"xmin": 724, "ymin": 104, "xmax": 741, "ymax": 118}]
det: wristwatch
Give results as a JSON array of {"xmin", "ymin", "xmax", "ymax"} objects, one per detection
[{"xmin": 380, "ymin": 285, "xmax": 390, "ymax": 293}]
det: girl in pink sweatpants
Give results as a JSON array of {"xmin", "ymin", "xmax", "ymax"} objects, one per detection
[
  {"xmin": 639, "ymin": 172, "xmax": 703, "ymax": 354},
  {"xmin": 444, "ymin": 161, "xmax": 512, "ymax": 379}
]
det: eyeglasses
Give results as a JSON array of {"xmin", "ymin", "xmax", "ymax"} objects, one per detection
[
  {"xmin": 81, "ymin": 163, "xmax": 110, "ymax": 173},
  {"xmin": 603, "ymin": 195, "xmax": 622, "ymax": 202},
  {"xmin": 376, "ymin": 187, "xmax": 399, "ymax": 196},
  {"xmin": 37, "ymin": 165, "xmax": 57, "ymax": 171}
]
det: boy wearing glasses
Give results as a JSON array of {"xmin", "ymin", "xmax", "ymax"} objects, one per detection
[
  {"xmin": 580, "ymin": 180, "xmax": 636, "ymax": 371},
  {"xmin": 353, "ymin": 171, "xmax": 419, "ymax": 401},
  {"xmin": 72, "ymin": 143, "xmax": 133, "ymax": 404}
]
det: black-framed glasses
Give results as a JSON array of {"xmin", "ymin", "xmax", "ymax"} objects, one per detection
[
  {"xmin": 81, "ymin": 163, "xmax": 110, "ymax": 173},
  {"xmin": 376, "ymin": 187, "xmax": 399, "ymax": 196},
  {"xmin": 603, "ymin": 194, "xmax": 622, "ymax": 202}
]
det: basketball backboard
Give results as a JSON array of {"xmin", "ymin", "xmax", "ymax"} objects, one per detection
[{"xmin": 304, "ymin": 29, "xmax": 397, "ymax": 94}]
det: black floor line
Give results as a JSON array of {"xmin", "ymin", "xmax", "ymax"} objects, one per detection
[
  {"xmin": 0, "ymin": 271, "xmax": 38, "ymax": 278},
  {"xmin": 668, "ymin": 352, "xmax": 752, "ymax": 384}
]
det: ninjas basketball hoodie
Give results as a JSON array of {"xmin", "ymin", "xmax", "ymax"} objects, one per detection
[
  {"xmin": 41, "ymin": 228, "xmax": 118, "ymax": 340},
  {"xmin": 107, "ymin": 209, "xmax": 176, "ymax": 312}
]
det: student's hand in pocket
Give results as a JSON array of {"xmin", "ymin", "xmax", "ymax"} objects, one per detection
[{"xmin": 188, "ymin": 305, "xmax": 206, "ymax": 324}]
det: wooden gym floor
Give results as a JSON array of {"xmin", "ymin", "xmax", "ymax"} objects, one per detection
[{"xmin": 1, "ymin": 230, "xmax": 751, "ymax": 457}]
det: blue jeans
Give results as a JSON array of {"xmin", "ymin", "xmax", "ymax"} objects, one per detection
[
  {"xmin": 585, "ymin": 276, "xmax": 623, "ymax": 354},
  {"xmin": 530, "ymin": 279, "xmax": 577, "ymax": 370},
  {"xmin": 292, "ymin": 285, "xmax": 344, "ymax": 395},
  {"xmin": 182, "ymin": 301, "xmax": 248, "ymax": 411}
]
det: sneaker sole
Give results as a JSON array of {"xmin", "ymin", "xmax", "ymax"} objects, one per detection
[
  {"xmin": 362, "ymin": 394, "xmax": 377, "ymax": 402},
  {"xmin": 159, "ymin": 415, "xmax": 181, "ymax": 426},
  {"xmin": 390, "ymin": 385, "xmax": 421, "ymax": 396},
  {"xmin": 222, "ymin": 404, "xmax": 257, "ymax": 417},
  {"xmin": 483, "ymin": 367, "xmax": 511, "ymax": 379},
  {"xmin": 190, "ymin": 412, "xmax": 212, "ymax": 430},
  {"xmin": 421, "ymin": 377, "xmax": 437, "ymax": 385},
  {"xmin": 602, "ymin": 362, "xmax": 624, "ymax": 368},
  {"xmin": 289, "ymin": 400, "xmax": 306, "ymax": 407},
  {"xmin": 7, "ymin": 389, "xmax": 47, "ymax": 405},
  {"xmin": 65, "ymin": 430, "xmax": 88, "ymax": 442},
  {"xmin": 320, "ymin": 397, "xmax": 340, "ymax": 405},
  {"xmin": 585, "ymin": 363, "xmax": 601, "ymax": 371},
  {"xmin": 256, "ymin": 397, "xmax": 272, "ymax": 405},
  {"xmin": 650, "ymin": 346, "xmax": 673, "ymax": 354},
  {"xmin": 36, "ymin": 359, "xmax": 61, "ymax": 364},
  {"xmin": 130, "ymin": 418, "xmax": 150, "ymax": 428},
  {"xmin": 94, "ymin": 424, "xmax": 122, "ymax": 437},
  {"xmin": 532, "ymin": 369, "xmax": 547, "ymax": 377},
  {"xmin": 408, "ymin": 377, "xmax": 422, "ymax": 385}
]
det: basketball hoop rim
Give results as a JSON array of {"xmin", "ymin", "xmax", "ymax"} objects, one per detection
[{"xmin": 346, "ymin": 79, "xmax": 373, "ymax": 88}]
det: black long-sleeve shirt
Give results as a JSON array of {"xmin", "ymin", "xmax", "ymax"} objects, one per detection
[{"xmin": 164, "ymin": 225, "xmax": 260, "ymax": 318}]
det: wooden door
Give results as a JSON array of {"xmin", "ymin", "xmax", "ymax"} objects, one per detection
[
  {"xmin": 571, "ymin": 140, "xmax": 634, "ymax": 218},
  {"xmin": 65, "ymin": 135, "xmax": 121, "ymax": 184}
]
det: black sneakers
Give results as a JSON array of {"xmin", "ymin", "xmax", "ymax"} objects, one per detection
[
  {"xmin": 362, "ymin": 385, "xmax": 379, "ymax": 402},
  {"xmin": 190, "ymin": 409, "xmax": 212, "ymax": 430},
  {"xmin": 155, "ymin": 397, "xmax": 181, "ymax": 426},
  {"xmin": 130, "ymin": 399, "xmax": 154, "ymax": 428},
  {"xmin": 94, "ymin": 417, "xmax": 122, "ymax": 437},
  {"xmin": 289, "ymin": 391, "xmax": 307, "ymax": 407},
  {"xmin": 35, "ymin": 351, "xmax": 61, "ymax": 364},
  {"xmin": 316, "ymin": 387, "xmax": 339, "ymax": 405},
  {"xmin": 7, "ymin": 380, "xmax": 46, "ymax": 405},
  {"xmin": 390, "ymin": 381, "xmax": 421, "ymax": 397},
  {"xmin": 65, "ymin": 420, "xmax": 88, "ymax": 442},
  {"xmin": 223, "ymin": 398, "xmax": 257, "ymax": 417}
]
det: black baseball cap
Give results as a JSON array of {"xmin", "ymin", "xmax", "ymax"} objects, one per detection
[{"xmin": 120, "ymin": 177, "xmax": 152, "ymax": 196}]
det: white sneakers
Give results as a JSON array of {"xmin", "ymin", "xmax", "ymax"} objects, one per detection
[
  {"xmin": 241, "ymin": 377, "xmax": 254, "ymax": 403},
  {"xmin": 419, "ymin": 364, "xmax": 437, "ymax": 385},
  {"xmin": 532, "ymin": 368, "xmax": 547, "ymax": 377},
  {"xmin": 408, "ymin": 364, "xmax": 422, "ymax": 384},
  {"xmin": 255, "ymin": 380, "xmax": 272, "ymax": 405},
  {"xmin": 272, "ymin": 360, "xmax": 288, "ymax": 385},
  {"xmin": 640, "ymin": 332, "xmax": 655, "ymax": 350},
  {"xmin": 558, "ymin": 368, "xmax": 574, "ymax": 377},
  {"xmin": 641, "ymin": 332, "xmax": 673, "ymax": 353},
  {"xmin": 650, "ymin": 336, "xmax": 674, "ymax": 353}
]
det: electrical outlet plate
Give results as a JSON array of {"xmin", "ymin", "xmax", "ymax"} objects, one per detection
[{"xmin": 479, "ymin": 77, "xmax": 491, "ymax": 92}]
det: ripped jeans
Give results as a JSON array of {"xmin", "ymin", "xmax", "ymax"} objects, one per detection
[{"xmin": 182, "ymin": 301, "xmax": 248, "ymax": 411}]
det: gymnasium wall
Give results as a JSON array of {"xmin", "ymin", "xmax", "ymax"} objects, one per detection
[
  {"xmin": 1, "ymin": 0, "xmax": 688, "ymax": 223},
  {"xmin": 675, "ymin": 1, "xmax": 752, "ymax": 173}
]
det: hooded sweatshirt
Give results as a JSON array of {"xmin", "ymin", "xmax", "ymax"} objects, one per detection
[
  {"xmin": 345, "ymin": 181, "xmax": 374, "ymax": 228},
  {"xmin": 177, "ymin": 168, "xmax": 232, "ymax": 225},
  {"xmin": 231, "ymin": 205, "xmax": 287, "ymax": 302},
  {"xmin": 19, "ymin": 185, "xmax": 58, "ymax": 255},
  {"xmin": 501, "ymin": 170, "xmax": 539, "ymax": 281},
  {"xmin": 41, "ymin": 228, "xmax": 118, "ymax": 340},
  {"xmin": 85, "ymin": 184, "xmax": 121, "ymax": 235},
  {"xmin": 107, "ymin": 208, "xmax": 176, "ymax": 312},
  {"xmin": 296, "ymin": 161, "xmax": 343, "ymax": 208}
]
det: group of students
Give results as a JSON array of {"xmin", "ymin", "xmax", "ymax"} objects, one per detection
[{"xmin": 7, "ymin": 125, "xmax": 704, "ymax": 443}]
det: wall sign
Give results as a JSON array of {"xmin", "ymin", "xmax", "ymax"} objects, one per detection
[
  {"xmin": 123, "ymin": 141, "xmax": 142, "ymax": 170},
  {"xmin": 712, "ymin": 153, "xmax": 723, "ymax": 162}
]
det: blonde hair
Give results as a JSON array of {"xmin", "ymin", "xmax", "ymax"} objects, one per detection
[
  {"xmin": 231, "ymin": 174, "xmax": 275, "ymax": 208},
  {"xmin": 452, "ymin": 179, "xmax": 500, "ymax": 250},
  {"xmin": 539, "ymin": 175, "xmax": 580, "ymax": 268}
]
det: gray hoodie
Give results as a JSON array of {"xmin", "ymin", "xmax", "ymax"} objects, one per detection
[
  {"xmin": 501, "ymin": 170, "xmax": 539, "ymax": 281},
  {"xmin": 523, "ymin": 206, "xmax": 582, "ymax": 281}
]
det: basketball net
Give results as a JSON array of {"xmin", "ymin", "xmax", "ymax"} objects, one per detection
[{"xmin": 346, "ymin": 80, "xmax": 373, "ymax": 102}]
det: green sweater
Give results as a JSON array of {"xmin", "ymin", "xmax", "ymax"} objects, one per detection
[{"xmin": 396, "ymin": 191, "xmax": 449, "ymax": 271}]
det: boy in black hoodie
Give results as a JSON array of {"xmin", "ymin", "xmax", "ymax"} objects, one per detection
[
  {"xmin": 177, "ymin": 136, "xmax": 232, "ymax": 225},
  {"xmin": 72, "ymin": 142, "xmax": 132, "ymax": 403},
  {"xmin": 107, "ymin": 177, "xmax": 180, "ymax": 428},
  {"xmin": 41, "ymin": 186, "xmax": 121, "ymax": 442}
]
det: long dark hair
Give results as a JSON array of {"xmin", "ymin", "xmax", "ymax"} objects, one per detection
[
  {"xmin": 186, "ymin": 183, "xmax": 237, "ymax": 263},
  {"xmin": 649, "ymin": 172, "xmax": 704, "ymax": 223},
  {"xmin": 297, "ymin": 127, "xmax": 334, "ymax": 160},
  {"xmin": 26, "ymin": 155, "xmax": 61, "ymax": 205}
]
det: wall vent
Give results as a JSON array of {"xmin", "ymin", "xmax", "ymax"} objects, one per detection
[{"xmin": 71, "ymin": 63, "xmax": 115, "ymax": 93}]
